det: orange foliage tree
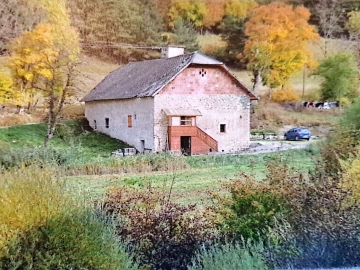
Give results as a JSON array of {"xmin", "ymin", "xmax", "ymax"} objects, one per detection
[
  {"xmin": 243, "ymin": 2, "xmax": 319, "ymax": 96},
  {"xmin": 202, "ymin": 0, "xmax": 226, "ymax": 29}
]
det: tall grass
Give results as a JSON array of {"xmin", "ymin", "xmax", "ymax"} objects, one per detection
[
  {"xmin": 189, "ymin": 241, "xmax": 268, "ymax": 270},
  {"xmin": 64, "ymin": 153, "xmax": 189, "ymax": 176}
]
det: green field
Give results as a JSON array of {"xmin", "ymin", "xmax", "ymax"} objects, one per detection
[{"xmin": 64, "ymin": 148, "xmax": 316, "ymax": 204}]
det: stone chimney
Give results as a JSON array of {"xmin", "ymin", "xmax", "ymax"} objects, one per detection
[{"xmin": 161, "ymin": 45, "xmax": 185, "ymax": 59}]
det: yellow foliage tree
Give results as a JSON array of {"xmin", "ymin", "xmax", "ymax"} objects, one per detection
[
  {"xmin": 7, "ymin": 0, "xmax": 80, "ymax": 147},
  {"xmin": 168, "ymin": 0, "xmax": 207, "ymax": 29},
  {"xmin": 224, "ymin": 0, "xmax": 257, "ymax": 19},
  {"xmin": 7, "ymin": 24, "xmax": 58, "ymax": 110},
  {"xmin": 0, "ymin": 70, "xmax": 13, "ymax": 104},
  {"xmin": 243, "ymin": 2, "xmax": 319, "ymax": 95}
]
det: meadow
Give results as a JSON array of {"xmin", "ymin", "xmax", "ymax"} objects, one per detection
[{"xmin": 0, "ymin": 120, "xmax": 317, "ymax": 205}]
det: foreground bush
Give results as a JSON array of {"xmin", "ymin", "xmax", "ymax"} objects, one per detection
[
  {"xmin": 0, "ymin": 165, "xmax": 137, "ymax": 269},
  {"xmin": 212, "ymin": 172, "xmax": 289, "ymax": 242},
  {"xmin": 102, "ymin": 183, "xmax": 217, "ymax": 270},
  {"xmin": 189, "ymin": 241, "xmax": 268, "ymax": 270},
  {"xmin": 319, "ymin": 98, "xmax": 360, "ymax": 177}
]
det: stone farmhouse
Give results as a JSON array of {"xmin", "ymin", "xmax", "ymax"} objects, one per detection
[{"xmin": 81, "ymin": 47, "xmax": 257, "ymax": 155}]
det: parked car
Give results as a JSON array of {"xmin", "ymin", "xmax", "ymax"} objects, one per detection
[{"xmin": 284, "ymin": 127, "xmax": 311, "ymax": 141}]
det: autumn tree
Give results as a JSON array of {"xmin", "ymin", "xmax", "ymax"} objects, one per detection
[
  {"xmin": 7, "ymin": 24, "xmax": 57, "ymax": 112},
  {"xmin": 7, "ymin": 0, "xmax": 80, "ymax": 147},
  {"xmin": 168, "ymin": 0, "xmax": 207, "ymax": 31},
  {"xmin": 0, "ymin": 71, "xmax": 13, "ymax": 103},
  {"xmin": 314, "ymin": 53, "xmax": 359, "ymax": 104},
  {"xmin": 202, "ymin": 0, "xmax": 226, "ymax": 30},
  {"xmin": 243, "ymin": 2, "xmax": 319, "ymax": 95},
  {"xmin": 224, "ymin": 0, "xmax": 257, "ymax": 18}
]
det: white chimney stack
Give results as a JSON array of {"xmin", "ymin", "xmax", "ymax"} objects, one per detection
[{"xmin": 161, "ymin": 45, "xmax": 185, "ymax": 59}]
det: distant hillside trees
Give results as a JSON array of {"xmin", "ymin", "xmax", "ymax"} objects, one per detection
[
  {"xmin": 172, "ymin": 18, "xmax": 200, "ymax": 52},
  {"xmin": 0, "ymin": 0, "xmax": 46, "ymax": 55},
  {"xmin": 67, "ymin": 0, "xmax": 164, "ymax": 62}
]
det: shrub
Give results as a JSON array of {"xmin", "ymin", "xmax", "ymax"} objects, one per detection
[
  {"xmin": 0, "ymin": 165, "xmax": 137, "ymax": 269},
  {"xmin": 212, "ymin": 173, "xmax": 289, "ymax": 242},
  {"xmin": 264, "ymin": 162, "xmax": 360, "ymax": 269},
  {"xmin": 1, "ymin": 210, "xmax": 138, "ymax": 270},
  {"xmin": 341, "ymin": 146, "xmax": 360, "ymax": 205},
  {"xmin": 189, "ymin": 241, "xmax": 268, "ymax": 270},
  {"xmin": 101, "ymin": 182, "xmax": 217, "ymax": 270},
  {"xmin": 271, "ymin": 86, "xmax": 300, "ymax": 103},
  {"xmin": 319, "ymin": 98, "xmax": 360, "ymax": 177}
]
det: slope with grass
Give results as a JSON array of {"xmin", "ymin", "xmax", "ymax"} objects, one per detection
[{"xmin": 0, "ymin": 120, "xmax": 130, "ymax": 166}]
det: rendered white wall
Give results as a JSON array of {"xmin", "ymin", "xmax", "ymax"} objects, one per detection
[{"xmin": 84, "ymin": 98, "xmax": 154, "ymax": 152}]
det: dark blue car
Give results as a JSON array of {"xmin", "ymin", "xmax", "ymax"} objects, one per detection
[{"xmin": 284, "ymin": 127, "xmax": 311, "ymax": 141}]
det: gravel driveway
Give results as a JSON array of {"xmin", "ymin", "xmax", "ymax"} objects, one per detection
[{"xmin": 243, "ymin": 140, "xmax": 315, "ymax": 155}]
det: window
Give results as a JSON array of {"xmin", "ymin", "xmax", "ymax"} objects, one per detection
[
  {"xmin": 94, "ymin": 120, "xmax": 97, "ymax": 129},
  {"xmin": 128, "ymin": 115, "xmax": 132, "ymax": 128},
  {"xmin": 220, "ymin": 124, "xmax": 226, "ymax": 133},
  {"xmin": 180, "ymin": 116, "xmax": 192, "ymax": 126},
  {"xmin": 199, "ymin": 68, "xmax": 207, "ymax": 77},
  {"xmin": 105, "ymin": 118, "xmax": 109, "ymax": 128}
]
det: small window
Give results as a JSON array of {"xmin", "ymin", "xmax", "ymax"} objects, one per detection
[
  {"xmin": 199, "ymin": 68, "xmax": 207, "ymax": 77},
  {"xmin": 128, "ymin": 115, "xmax": 132, "ymax": 128},
  {"xmin": 220, "ymin": 124, "xmax": 226, "ymax": 133},
  {"xmin": 105, "ymin": 118, "xmax": 109, "ymax": 128},
  {"xmin": 180, "ymin": 116, "xmax": 192, "ymax": 126},
  {"xmin": 94, "ymin": 120, "xmax": 97, "ymax": 129}
]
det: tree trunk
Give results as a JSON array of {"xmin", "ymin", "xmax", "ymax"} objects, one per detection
[
  {"xmin": 44, "ymin": 65, "xmax": 73, "ymax": 148},
  {"xmin": 252, "ymin": 71, "xmax": 262, "ymax": 97},
  {"xmin": 252, "ymin": 71, "xmax": 262, "ymax": 105}
]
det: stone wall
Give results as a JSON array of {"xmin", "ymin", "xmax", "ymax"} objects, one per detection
[{"xmin": 154, "ymin": 65, "xmax": 251, "ymax": 153}]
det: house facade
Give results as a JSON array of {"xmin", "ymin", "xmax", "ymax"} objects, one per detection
[{"xmin": 82, "ymin": 50, "xmax": 257, "ymax": 155}]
